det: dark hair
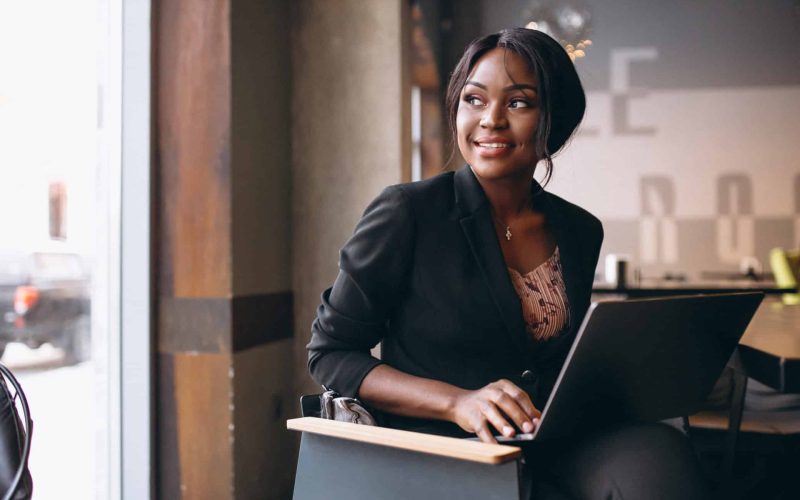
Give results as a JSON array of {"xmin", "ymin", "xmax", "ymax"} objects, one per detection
[{"xmin": 445, "ymin": 28, "xmax": 586, "ymax": 185}]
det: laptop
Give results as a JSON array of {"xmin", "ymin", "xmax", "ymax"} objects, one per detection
[{"xmin": 495, "ymin": 292, "xmax": 764, "ymax": 442}]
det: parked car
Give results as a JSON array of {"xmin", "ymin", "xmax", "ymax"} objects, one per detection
[{"xmin": 0, "ymin": 252, "xmax": 91, "ymax": 364}]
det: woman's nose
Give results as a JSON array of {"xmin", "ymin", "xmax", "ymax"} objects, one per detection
[{"xmin": 480, "ymin": 103, "xmax": 508, "ymax": 129}]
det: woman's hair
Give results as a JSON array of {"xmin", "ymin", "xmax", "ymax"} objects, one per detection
[{"xmin": 445, "ymin": 28, "xmax": 586, "ymax": 185}]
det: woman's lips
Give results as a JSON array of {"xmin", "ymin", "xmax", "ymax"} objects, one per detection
[{"xmin": 474, "ymin": 140, "xmax": 514, "ymax": 157}]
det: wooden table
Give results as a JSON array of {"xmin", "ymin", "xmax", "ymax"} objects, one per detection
[
  {"xmin": 738, "ymin": 298, "xmax": 800, "ymax": 393},
  {"xmin": 592, "ymin": 281, "xmax": 796, "ymax": 298},
  {"xmin": 593, "ymin": 283, "xmax": 800, "ymax": 394}
]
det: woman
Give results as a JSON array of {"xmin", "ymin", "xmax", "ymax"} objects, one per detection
[{"xmin": 308, "ymin": 28, "xmax": 709, "ymax": 499}]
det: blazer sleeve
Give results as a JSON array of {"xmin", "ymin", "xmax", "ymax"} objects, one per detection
[
  {"xmin": 586, "ymin": 217, "xmax": 604, "ymax": 285},
  {"xmin": 307, "ymin": 185, "xmax": 415, "ymax": 398}
]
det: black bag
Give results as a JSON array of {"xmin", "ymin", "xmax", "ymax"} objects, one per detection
[{"xmin": 0, "ymin": 364, "xmax": 32, "ymax": 500}]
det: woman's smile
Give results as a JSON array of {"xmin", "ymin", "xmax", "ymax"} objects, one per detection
[{"xmin": 473, "ymin": 136, "xmax": 515, "ymax": 157}]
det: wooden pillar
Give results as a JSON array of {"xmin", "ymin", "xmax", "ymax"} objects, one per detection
[{"xmin": 154, "ymin": 0, "xmax": 295, "ymax": 498}]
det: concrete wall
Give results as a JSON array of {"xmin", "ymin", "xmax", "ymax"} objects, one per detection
[
  {"xmin": 291, "ymin": 0, "xmax": 410, "ymax": 397},
  {"xmin": 232, "ymin": 0, "xmax": 292, "ymax": 297},
  {"xmin": 231, "ymin": 1, "xmax": 296, "ymax": 498}
]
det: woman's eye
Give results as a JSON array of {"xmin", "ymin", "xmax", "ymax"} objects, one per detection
[
  {"xmin": 464, "ymin": 96, "xmax": 484, "ymax": 106},
  {"xmin": 509, "ymin": 99, "xmax": 532, "ymax": 109}
]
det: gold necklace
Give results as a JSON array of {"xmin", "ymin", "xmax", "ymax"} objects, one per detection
[
  {"xmin": 491, "ymin": 215, "xmax": 513, "ymax": 241},
  {"xmin": 491, "ymin": 194, "xmax": 533, "ymax": 242}
]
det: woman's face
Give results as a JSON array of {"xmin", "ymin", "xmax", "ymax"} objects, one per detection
[{"xmin": 456, "ymin": 48, "xmax": 540, "ymax": 182}]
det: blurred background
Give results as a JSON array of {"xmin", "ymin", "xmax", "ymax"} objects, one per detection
[
  {"xmin": 409, "ymin": 0, "xmax": 800, "ymax": 280},
  {"xmin": 0, "ymin": 0, "xmax": 797, "ymax": 499}
]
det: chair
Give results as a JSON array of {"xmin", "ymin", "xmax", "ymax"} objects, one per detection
[
  {"xmin": 291, "ymin": 395, "xmax": 525, "ymax": 499},
  {"xmin": 770, "ymin": 247, "xmax": 800, "ymax": 305},
  {"xmin": 0, "ymin": 364, "xmax": 32, "ymax": 500},
  {"xmin": 688, "ymin": 350, "xmax": 749, "ymax": 477},
  {"xmin": 291, "ymin": 398, "xmax": 694, "ymax": 500},
  {"xmin": 689, "ymin": 352, "xmax": 800, "ymax": 499},
  {"xmin": 288, "ymin": 417, "xmax": 523, "ymax": 500}
]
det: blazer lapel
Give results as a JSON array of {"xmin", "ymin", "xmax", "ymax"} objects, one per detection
[
  {"xmin": 454, "ymin": 167, "xmax": 530, "ymax": 355},
  {"xmin": 533, "ymin": 191, "xmax": 592, "ymax": 372},
  {"xmin": 538, "ymin": 193, "xmax": 582, "ymax": 330}
]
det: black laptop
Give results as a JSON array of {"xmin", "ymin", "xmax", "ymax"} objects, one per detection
[{"xmin": 496, "ymin": 292, "xmax": 763, "ymax": 442}]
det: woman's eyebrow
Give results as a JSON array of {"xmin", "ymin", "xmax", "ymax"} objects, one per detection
[
  {"xmin": 465, "ymin": 80, "xmax": 488, "ymax": 90},
  {"xmin": 464, "ymin": 80, "xmax": 537, "ymax": 93},
  {"xmin": 504, "ymin": 83, "xmax": 537, "ymax": 93}
]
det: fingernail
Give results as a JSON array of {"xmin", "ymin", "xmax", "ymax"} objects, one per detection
[
  {"xmin": 503, "ymin": 426, "xmax": 513, "ymax": 436},
  {"xmin": 532, "ymin": 418, "xmax": 540, "ymax": 426},
  {"xmin": 522, "ymin": 421, "xmax": 533, "ymax": 433}
]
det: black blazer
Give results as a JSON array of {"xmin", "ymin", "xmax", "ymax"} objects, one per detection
[{"xmin": 308, "ymin": 165, "xmax": 604, "ymax": 436}]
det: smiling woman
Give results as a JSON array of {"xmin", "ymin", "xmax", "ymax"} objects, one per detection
[
  {"xmin": 307, "ymin": 28, "xmax": 709, "ymax": 500},
  {"xmin": 456, "ymin": 49, "xmax": 542, "ymax": 184},
  {"xmin": 446, "ymin": 29, "xmax": 585, "ymax": 189}
]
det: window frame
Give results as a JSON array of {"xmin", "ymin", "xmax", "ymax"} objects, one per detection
[{"xmin": 119, "ymin": 0, "xmax": 153, "ymax": 498}]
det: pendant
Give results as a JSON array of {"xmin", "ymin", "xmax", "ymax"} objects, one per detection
[{"xmin": 505, "ymin": 226, "xmax": 512, "ymax": 241}]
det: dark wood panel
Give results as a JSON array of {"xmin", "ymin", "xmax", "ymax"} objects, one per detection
[
  {"xmin": 159, "ymin": 292, "xmax": 293, "ymax": 353},
  {"xmin": 232, "ymin": 292, "xmax": 294, "ymax": 351},
  {"xmin": 159, "ymin": 296, "xmax": 232, "ymax": 353},
  {"xmin": 157, "ymin": 353, "xmax": 182, "ymax": 500}
]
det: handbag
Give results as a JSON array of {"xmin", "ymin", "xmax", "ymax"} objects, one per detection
[
  {"xmin": 301, "ymin": 389, "xmax": 377, "ymax": 426},
  {"xmin": 0, "ymin": 363, "xmax": 32, "ymax": 500},
  {"xmin": 320, "ymin": 390, "xmax": 377, "ymax": 425}
]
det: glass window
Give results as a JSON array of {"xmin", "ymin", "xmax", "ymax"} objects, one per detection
[{"xmin": 0, "ymin": 1, "xmax": 122, "ymax": 498}]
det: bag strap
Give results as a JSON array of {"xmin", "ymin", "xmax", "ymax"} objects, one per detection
[{"xmin": 0, "ymin": 364, "xmax": 32, "ymax": 500}]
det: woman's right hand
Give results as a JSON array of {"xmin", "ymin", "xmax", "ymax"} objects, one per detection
[{"xmin": 451, "ymin": 379, "xmax": 541, "ymax": 443}]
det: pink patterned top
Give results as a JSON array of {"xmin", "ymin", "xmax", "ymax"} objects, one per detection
[{"xmin": 507, "ymin": 247, "xmax": 570, "ymax": 341}]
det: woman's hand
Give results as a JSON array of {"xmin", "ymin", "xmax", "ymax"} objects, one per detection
[
  {"xmin": 451, "ymin": 379, "xmax": 541, "ymax": 443},
  {"xmin": 358, "ymin": 367, "xmax": 540, "ymax": 443}
]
